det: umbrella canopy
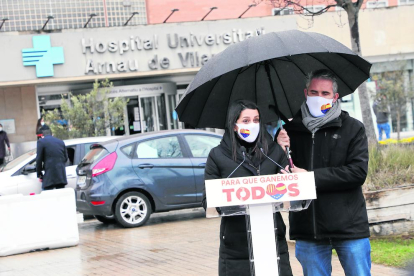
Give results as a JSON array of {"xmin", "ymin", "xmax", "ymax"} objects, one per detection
[{"xmin": 175, "ymin": 30, "xmax": 372, "ymax": 129}]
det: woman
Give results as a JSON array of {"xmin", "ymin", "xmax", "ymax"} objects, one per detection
[
  {"xmin": 36, "ymin": 116, "xmax": 50, "ymax": 140},
  {"xmin": 203, "ymin": 100, "xmax": 293, "ymax": 276}
]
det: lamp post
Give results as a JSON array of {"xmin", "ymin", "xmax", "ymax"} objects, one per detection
[
  {"xmin": 201, "ymin": 7, "xmax": 217, "ymax": 21},
  {"xmin": 163, "ymin": 8, "xmax": 179, "ymax": 23},
  {"xmin": 42, "ymin": 15, "xmax": 54, "ymax": 31},
  {"xmin": 0, "ymin": 18, "xmax": 9, "ymax": 31},
  {"xmin": 124, "ymin": 12, "xmax": 139, "ymax": 26},
  {"xmin": 238, "ymin": 4, "xmax": 256, "ymax": 18},
  {"xmin": 84, "ymin": 13, "xmax": 97, "ymax": 28}
]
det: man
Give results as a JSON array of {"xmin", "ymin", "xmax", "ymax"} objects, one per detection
[
  {"xmin": 372, "ymin": 95, "xmax": 391, "ymax": 141},
  {"xmin": 0, "ymin": 123, "xmax": 11, "ymax": 166},
  {"xmin": 36, "ymin": 129, "xmax": 68, "ymax": 190},
  {"xmin": 277, "ymin": 69, "xmax": 370, "ymax": 275}
]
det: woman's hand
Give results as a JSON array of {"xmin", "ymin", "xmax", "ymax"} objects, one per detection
[
  {"xmin": 281, "ymin": 165, "xmax": 307, "ymax": 174},
  {"xmin": 277, "ymin": 129, "xmax": 290, "ymax": 152}
]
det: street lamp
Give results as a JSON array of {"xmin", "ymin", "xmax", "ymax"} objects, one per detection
[
  {"xmin": 42, "ymin": 15, "xmax": 54, "ymax": 31},
  {"xmin": 0, "ymin": 18, "xmax": 9, "ymax": 31},
  {"xmin": 238, "ymin": 4, "xmax": 256, "ymax": 18},
  {"xmin": 84, "ymin": 13, "xmax": 97, "ymax": 28},
  {"xmin": 201, "ymin": 7, "xmax": 217, "ymax": 21},
  {"xmin": 163, "ymin": 8, "xmax": 179, "ymax": 23},
  {"xmin": 124, "ymin": 12, "xmax": 139, "ymax": 26}
]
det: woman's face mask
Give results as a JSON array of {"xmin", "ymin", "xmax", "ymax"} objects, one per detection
[
  {"xmin": 236, "ymin": 123, "xmax": 260, "ymax": 143},
  {"xmin": 234, "ymin": 108, "xmax": 260, "ymax": 143},
  {"xmin": 41, "ymin": 121, "xmax": 45, "ymax": 126},
  {"xmin": 306, "ymin": 96, "xmax": 333, "ymax": 117}
]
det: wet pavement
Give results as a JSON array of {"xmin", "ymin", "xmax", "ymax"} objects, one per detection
[{"xmin": 0, "ymin": 208, "xmax": 409, "ymax": 276}]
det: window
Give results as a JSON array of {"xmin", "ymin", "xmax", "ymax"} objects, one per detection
[
  {"xmin": 366, "ymin": 0, "xmax": 388, "ymax": 8},
  {"xmin": 399, "ymin": 0, "xmax": 414, "ymax": 5},
  {"xmin": 136, "ymin": 136, "xmax": 182, "ymax": 158},
  {"xmin": 184, "ymin": 135, "xmax": 221, "ymax": 158},
  {"xmin": 272, "ymin": 7, "xmax": 294, "ymax": 16},
  {"xmin": 66, "ymin": 146, "xmax": 76, "ymax": 166},
  {"xmin": 303, "ymin": 5, "xmax": 326, "ymax": 14},
  {"xmin": 121, "ymin": 143, "xmax": 135, "ymax": 158}
]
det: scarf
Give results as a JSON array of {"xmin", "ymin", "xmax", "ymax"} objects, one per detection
[{"xmin": 301, "ymin": 100, "xmax": 342, "ymax": 133}]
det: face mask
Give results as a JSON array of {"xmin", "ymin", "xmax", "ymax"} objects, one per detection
[
  {"xmin": 235, "ymin": 123, "xmax": 260, "ymax": 143},
  {"xmin": 41, "ymin": 122, "xmax": 45, "ymax": 126},
  {"xmin": 0, "ymin": 128, "xmax": 3, "ymax": 132},
  {"xmin": 306, "ymin": 96, "xmax": 334, "ymax": 117}
]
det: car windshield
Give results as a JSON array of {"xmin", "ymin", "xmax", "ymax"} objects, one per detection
[
  {"xmin": 80, "ymin": 146, "xmax": 109, "ymax": 165},
  {"xmin": 0, "ymin": 149, "xmax": 36, "ymax": 172}
]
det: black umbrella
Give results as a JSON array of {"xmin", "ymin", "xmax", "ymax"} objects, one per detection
[{"xmin": 175, "ymin": 30, "xmax": 372, "ymax": 129}]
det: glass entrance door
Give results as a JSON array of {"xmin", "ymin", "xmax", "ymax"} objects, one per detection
[{"xmin": 140, "ymin": 95, "xmax": 167, "ymax": 133}]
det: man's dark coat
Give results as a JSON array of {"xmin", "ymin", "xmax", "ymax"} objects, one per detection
[
  {"xmin": 36, "ymin": 135, "xmax": 68, "ymax": 189},
  {"xmin": 284, "ymin": 110, "xmax": 370, "ymax": 240}
]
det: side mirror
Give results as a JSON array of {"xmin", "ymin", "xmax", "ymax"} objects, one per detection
[{"xmin": 22, "ymin": 165, "xmax": 36, "ymax": 175}]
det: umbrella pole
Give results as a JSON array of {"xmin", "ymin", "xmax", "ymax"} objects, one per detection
[{"xmin": 264, "ymin": 62, "xmax": 293, "ymax": 171}]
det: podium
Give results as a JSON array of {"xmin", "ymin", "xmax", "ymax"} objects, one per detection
[{"xmin": 205, "ymin": 172, "xmax": 316, "ymax": 276}]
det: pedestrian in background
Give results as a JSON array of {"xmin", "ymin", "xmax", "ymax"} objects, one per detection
[
  {"xmin": 0, "ymin": 123, "xmax": 11, "ymax": 166},
  {"xmin": 36, "ymin": 116, "xmax": 50, "ymax": 140},
  {"xmin": 277, "ymin": 69, "xmax": 371, "ymax": 276},
  {"xmin": 36, "ymin": 129, "xmax": 68, "ymax": 190},
  {"xmin": 203, "ymin": 100, "xmax": 293, "ymax": 276},
  {"xmin": 372, "ymin": 94, "xmax": 391, "ymax": 141}
]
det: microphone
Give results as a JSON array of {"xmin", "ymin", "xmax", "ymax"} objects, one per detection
[
  {"xmin": 257, "ymin": 142, "xmax": 290, "ymax": 174},
  {"xmin": 227, "ymin": 146, "xmax": 246, "ymax": 178}
]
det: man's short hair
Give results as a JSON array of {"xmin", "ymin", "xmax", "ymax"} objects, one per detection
[
  {"xmin": 42, "ymin": 129, "xmax": 53, "ymax": 136},
  {"xmin": 306, "ymin": 69, "xmax": 339, "ymax": 94}
]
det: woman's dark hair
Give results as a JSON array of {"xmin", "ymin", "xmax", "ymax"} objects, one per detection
[
  {"xmin": 226, "ymin": 99, "xmax": 268, "ymax": 162},
  {"xmin": 36, "ymin": 116, "xmax": 43, "ymax": 132}
]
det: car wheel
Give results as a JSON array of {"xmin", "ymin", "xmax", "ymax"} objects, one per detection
[
  {"xmin": 94, "ymin": 215, "xmax": 116, "ymax": 224},
  {"xmin": 114, "ymin": 191, "xmax": 152, "ymax": 228}
]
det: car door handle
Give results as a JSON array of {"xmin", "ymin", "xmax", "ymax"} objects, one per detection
[
  {"xmin": 138, "ymin": 164, "xmax": 154, "ymax": 169},
  {"xmin": 197, "ymin": 163, "xmax": 206, "ymax": 168}
]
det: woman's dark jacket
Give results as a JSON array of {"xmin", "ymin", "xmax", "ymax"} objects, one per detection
[
  {"xmin": 284, "ymin": 110, "xmax": 370, "ymax": 240},
  {"xmin": 203, "ymin": 131, "xmax": 293, "ymax": 276}
]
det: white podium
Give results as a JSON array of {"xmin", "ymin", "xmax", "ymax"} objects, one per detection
[{"xmin": 206, "ymin": 172, "xmax": 316, "ymax": 276}]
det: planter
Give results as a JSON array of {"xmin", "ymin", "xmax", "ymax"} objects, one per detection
[{"xmin": 365, "ymin": 185, "xmax": 414, "ymax": 236}]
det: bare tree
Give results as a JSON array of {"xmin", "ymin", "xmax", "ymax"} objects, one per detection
[{"xmin": 256, "ymin": 0, "xmax": 377, "ymax": 143}]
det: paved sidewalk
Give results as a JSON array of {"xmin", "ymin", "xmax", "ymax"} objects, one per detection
[{"xmin": 0, "ymin": 208, "xmax": 410, "ymax": 276}]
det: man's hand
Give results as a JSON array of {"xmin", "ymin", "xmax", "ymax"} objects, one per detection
[
  {"xmin": 277, "ymin": 129, "xmax": 290, "ymax": 152},
  {"xmin": 281, "ymin": 165, "xmax": 307, "ymax": 174}
]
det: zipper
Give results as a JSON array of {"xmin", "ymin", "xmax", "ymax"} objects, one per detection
[
  {"xmin": 248, "ymin": 163, "xmax": 260, "ymax": 176},
  {"xmin": 311, "ymin": 130, "xmax": 317, "ymax": 239}
]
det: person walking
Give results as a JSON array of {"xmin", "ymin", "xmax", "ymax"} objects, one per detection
[
  {"xmin": 203, "ymin": 100, "xmax": 293, "ymax": 276},
  {"xmin": 36, "ymin": 129, "xmax": 68, "ymax": 190},
  {"xmin": 0, "ymin": 123, "xmax": 11, "ymax": 166},
  {"xmin": 36, "ymin": 116, "xmax": 50, "ymax": 140},
  {"xmin": 372, "ymin": 95, "xmax": 391, "ymax": 141},
  {"xmin": 277, "ymin": 69, "xmax": 370, "ymax": 276}
]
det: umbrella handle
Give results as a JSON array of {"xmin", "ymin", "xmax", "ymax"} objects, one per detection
[{"xmin": 279, "ymin": 121, "xmax": 294, "ymax": 172}]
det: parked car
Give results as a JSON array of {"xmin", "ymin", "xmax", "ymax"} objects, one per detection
[
  {"xmin": 76, "ymin": 129, "xmax": 222, "ymax": 227},
  {"xmin": 0, "ymin": 137, "xmax": 114, "ymax": 196}
]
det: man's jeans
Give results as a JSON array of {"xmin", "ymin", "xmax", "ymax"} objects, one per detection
[
  {"xmin": 377, "ymin": 123, "xmax": 391, "ymax": 141},
  {"xmin": 296, "ymin": 238, "xmax": 371, "ymax": 276}
]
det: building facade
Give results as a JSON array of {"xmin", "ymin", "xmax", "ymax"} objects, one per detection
[{"xmin": 0, "ymin": 2, "xmax": 413, "ymax": 146}]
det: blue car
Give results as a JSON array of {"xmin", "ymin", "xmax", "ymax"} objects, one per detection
[{"xmin": 76, "ymin": 130, "xmax": 222, "ymax": 228}]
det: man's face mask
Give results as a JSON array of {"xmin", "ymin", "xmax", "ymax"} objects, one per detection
[
  {"xmin": 236, "ymin": 123, "xmax": 260, "ymax": 143},
  {"xmin": 0, "ymin": 127, "xmax": 3, "ymax": 132},
  {"xmin": 306, "ymin": 96, "xmax": 334, "ymax": 117}
]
